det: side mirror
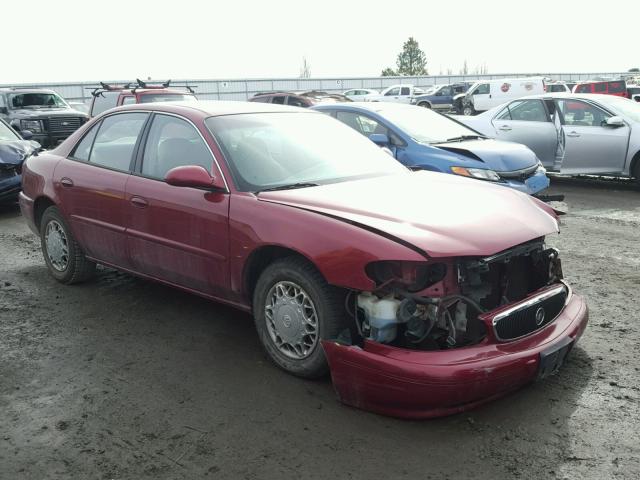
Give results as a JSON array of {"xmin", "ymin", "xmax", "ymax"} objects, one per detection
[
  {"xmin": 0, "ymin": 106, "xmax": 8, "ymax": 115},
  {"xmin": 20, "ymin": 130, "xmax": 34, "ymax": 140},
  {"xmin": 164, "ymin": 165, "xmax": 225, "ymax": 190},
  {"xmin": 605, "ymin": 116, "xmax": 625, "ymax": 128},
  {"xmin": 369, "ymin": 133, "xmax": 390, "ymax": 146}
]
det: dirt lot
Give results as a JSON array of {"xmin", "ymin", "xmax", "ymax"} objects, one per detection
[{"xmin": 1, "ymin": 177, "xmax": 639, "ymax": 480}]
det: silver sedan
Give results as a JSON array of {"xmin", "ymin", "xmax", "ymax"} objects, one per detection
[{"xmin": 456, "ymin": 93, "xmax": 640, "ymax": 183}]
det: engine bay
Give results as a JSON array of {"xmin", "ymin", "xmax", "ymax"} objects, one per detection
[{"xmin": 352, "ymin": 238, "xmax": 564, "ymax": 350}]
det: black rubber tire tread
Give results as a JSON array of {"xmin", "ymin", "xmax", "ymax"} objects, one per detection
[
  {"xmin": 40, "ymin": 206, "xmax": 96, "ymax": 284},
  {"xmin": 418, "ymin": 102, "xmax": 432, "ymax": 108},
  {"xmin": 252, "ymin": 256, "xmax": 349, "ymax": 379}
]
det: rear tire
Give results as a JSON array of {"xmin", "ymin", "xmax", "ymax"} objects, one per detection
[
  {"xmin": 252, "ymin": 256, "xmax": 349, "ymax": 379},
  {"xmin": 40, "ymin": 206, "xmax": 96, "ymax": 284}
]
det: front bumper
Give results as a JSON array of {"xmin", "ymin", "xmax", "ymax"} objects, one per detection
[
  {"xmin": 30, "ymin": 133, "xmax": 71, "ymax": 149},
  {"xmin": 322, "ymin": 287, "xmax": 588, "ymax": 419},
  {"xmin": 498, "ymin": 169, "xmax": 550, "ymax": 195}
]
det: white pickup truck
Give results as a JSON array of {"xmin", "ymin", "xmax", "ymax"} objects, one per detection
[{"xmin": 364, "ymin": 84, "xmax": 425, "ymax": 104}]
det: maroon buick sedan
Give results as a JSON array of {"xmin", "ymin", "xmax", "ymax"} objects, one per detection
[{"xmin": 19, "ymin": 101, "xmax": 588, "ymax": 418}]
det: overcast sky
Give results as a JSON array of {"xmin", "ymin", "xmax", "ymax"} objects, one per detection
[{"xmin": 4, "ymin": 0, "xmax": 637, "ymax": 84}]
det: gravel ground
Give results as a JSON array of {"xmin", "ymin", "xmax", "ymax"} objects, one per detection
[{"xmin": 1, "ymin": 177, "xmax": 639, "ymax": 480}]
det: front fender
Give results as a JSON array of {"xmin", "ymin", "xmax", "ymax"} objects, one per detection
[{"xmin": 228, "ymin": 194, "xmax": 426, "ymax": 298}]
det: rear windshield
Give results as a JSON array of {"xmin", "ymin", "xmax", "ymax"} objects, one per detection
[{"xmin": 139, "ymin": 94, "xmax": 197, "ymax": 103}]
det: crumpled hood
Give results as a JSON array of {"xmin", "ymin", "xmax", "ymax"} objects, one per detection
[
  {"xmin": 0, "ymin": 140, "xmax": 39, "ymax": 166},
  {"xmin": 432, "ymin": 138, "xmax": 539, "ymax": 172},
  {"xmin": 258, "ymin": 171, "xmax": 558, "ymax": 258}
]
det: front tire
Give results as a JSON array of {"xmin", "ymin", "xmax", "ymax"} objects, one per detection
[
  {"xmin": 463, "ymin": 104, "xmax": 476, "ymax": 116},
  {"xmin": 252, "ymin": 256, "xmax": 348, "ymax": 378},
  {"xmin": 40, "ymin": 206, "xmax": 96, "ymax": 284},
  {"xmin": 418, "ymin": 102, "xmax": 432, "ymax": 108},
  {"xmin": 633, "ymin": 159, "xmax": 640, "ymax": 188}
]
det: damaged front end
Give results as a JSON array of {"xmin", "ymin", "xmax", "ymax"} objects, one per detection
[
  {"xmin": 322, "ymin": 238, "xmax": 587, "ymax": 418},
  {"xmin": 0, "ymin": 140, "xmax": 39, "ymax": 204}
]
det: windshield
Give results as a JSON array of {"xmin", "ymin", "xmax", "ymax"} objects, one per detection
[
  {"xmin": 0, "ymin": 121, "xmax": 20, "ymax": 141},
  {"xmin": 602, "ymin": 96, "xmax": 640, "ymax": 122},
  {"xmin": 139, "ymin": 94, "xmax": 197, "ymax": 104},
  {"xmin": 206, "ymin": 112, "xmax": 407, "ymax": 192},
  {"xmin": 375, "ymin": 105, "xmax": 479, "ymax": 143},
  {"xmin": 9, "ymin": 92, "xmax": 68, "ymax": 109}
]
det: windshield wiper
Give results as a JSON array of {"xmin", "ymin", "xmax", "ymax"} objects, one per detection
[
  {"xmin": 255, "ymin": 182, "xmax": 319, "ymax": 194},
  {"xmin": 439, "ymin": 134, "xmax": 487, "ymax": 143}
]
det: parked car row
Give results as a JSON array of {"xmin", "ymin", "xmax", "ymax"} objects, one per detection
[
  {"xmin": 18, "ymin": 100, "xmax": 588, "ymax": 419},
  {"xmin": 457, "ymin": 93, "xmax": 640, "ymax": 182}
]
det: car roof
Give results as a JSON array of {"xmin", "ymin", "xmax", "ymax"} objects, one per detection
[
  {"xmin": 109, "ymin": 100, "xmax": 314, "ymax": 117},
  {"xmin": 312, "ymin": 101, "xmax": 416, "ymax": 114},
  {"xmin": 0, "ymin": 88, "xmax": 57, "ymax": 94},
  {"xmin": 517, "ymin": 92, "xmax": 622, "ymax": 102}
]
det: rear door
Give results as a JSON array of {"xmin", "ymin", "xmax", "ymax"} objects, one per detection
[
  {"xmin": 55, "ymin": 112, "xmax": 149, "ymax": 267},
  {"xmin": 125, "ymin": 113, "xmax": 230, "ymax": 297},
  {"xmin": 491, "ymin": 99, "xmax": 558, "ymax": 165},
  {"xmin": 555, "ymin": 99, "xmax": 630, "ymax": 173},
  {"xmin": 398, "ymin": 86, "xmax": 413, "ymax": 104}
]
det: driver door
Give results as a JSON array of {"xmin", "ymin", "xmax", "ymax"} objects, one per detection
[
  {"xmin": 381, "ymin": 87, "xmax": 401, "ymax": 103},
  {"xmin": 431, "ymin": 86, "xmax": 453, "ymax": 110},
  {"xmin": 555, "ymin": 99, "xmax": 630, "ymax": 174},
  {"xmin": 471, "ymin": 83, "xmax": 491, "ymax": 111},
  {"xmin": 125, "ymin": 113, "xmax": 231, "ymax": 297}
]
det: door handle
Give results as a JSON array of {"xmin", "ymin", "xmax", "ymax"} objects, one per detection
[
  {"xmin": 130, "ymin": 196, "xmax": 148, "ymax": 208},
  {"xmin": 60, "ymin": 177, "xmax": 74, "ymax": 188},
  {"xmin": 498, "ymin": 125, "xmax": 512, "ymax": 131},
  {"xmin": 566, "ymin": 131, "xmax": 580, "ymax": 137}
]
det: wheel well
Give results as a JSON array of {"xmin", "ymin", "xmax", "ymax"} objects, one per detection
[
  {"xmin": 33, "ymin": 197, "xmax": 56, "ymax": 232},
  {"xmin": 418, "ymin": 101, "xmax": 431, "ymax": 107},
  {"xmin": 243, "ymin": 246, "xmax": 311, "ymax": 302},
  {"xmin": 631, "ymin": 150, "xmax": 640, "ymax": 177}
]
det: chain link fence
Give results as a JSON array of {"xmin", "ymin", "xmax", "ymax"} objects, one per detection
[{"xmin": 1, "ymin": 72, "xmax": 631, "ymax": 104}]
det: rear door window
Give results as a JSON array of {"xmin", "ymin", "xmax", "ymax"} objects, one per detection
[
  {"xmin": 286, "ymin": 96, "xmax": 306, "ymax": 107},
  {"xmin": 271, "ymin": 96, "xmax": 286, "ymax": 104},
  {"xmin": 89, "ymin": 113, "xmax": 148, "ymax": 171},
  {"xmin": 400, "ymin": 87, "xmax": 410, "ymax": 96},
  {"xmin": 594, "ymin": 83, "xmax": 606, "ymax": 93},
  {"xmin": 497, "ymin": 100, "xmax": 549, "ymax": 122}
]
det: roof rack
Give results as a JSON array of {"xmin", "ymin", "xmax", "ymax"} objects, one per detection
[{"xmin": 86, "ymin": 79, "xmax": 197, "ymax": 97}]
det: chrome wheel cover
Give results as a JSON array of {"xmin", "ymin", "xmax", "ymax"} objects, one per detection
[
  {"xmin": 45, "ymin": 220, "xmax": 69, "ymax": 271},
  {"xmin": 265, "ymin": 281, "xmax": 319, "ymax": 360}
]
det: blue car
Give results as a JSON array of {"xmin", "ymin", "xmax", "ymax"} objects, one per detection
[
  {"xmin": 0, "ymin": 119, "xmax": 39, "ymax": 204},
  {"xmin": 311, "ymin": 102, "xmax": 550, "ymax": 195}
]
